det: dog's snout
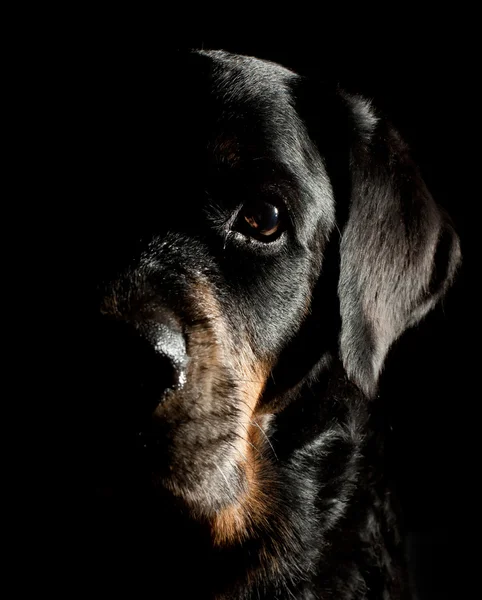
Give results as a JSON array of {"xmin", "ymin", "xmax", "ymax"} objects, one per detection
[{"xmin": 95, "ymin": 313, "xmax": 187, "ymax": 417}]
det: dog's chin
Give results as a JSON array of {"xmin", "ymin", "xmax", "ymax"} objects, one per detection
[
  {"xmin": 162, "ymin": 463, "xmax": 246, "ymax": 519},
  {"xmin": 90, "ymin": 425, "xmax": 246, "ymax": 520},
  {"xmin": 88, "ymin": 366, "xmax": 261, "ymax": 519}
]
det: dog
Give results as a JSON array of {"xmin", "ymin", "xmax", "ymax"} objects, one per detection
[{"xmin": 82, "ymin": 49, "xmax": 460, "ymax": 599}]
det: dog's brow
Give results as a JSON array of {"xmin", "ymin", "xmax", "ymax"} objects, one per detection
[
  {"xmin": 241, "ymin": 159, "xmax": 301, "ymax": 192},
  {"xmin": 207, "ymin": 157, "xmax": 300, "ymax": 204}
]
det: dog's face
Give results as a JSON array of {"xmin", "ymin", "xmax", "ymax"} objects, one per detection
[{"xmin": 89, "ymin": 50, "xmax": 460, "ymax": 543}]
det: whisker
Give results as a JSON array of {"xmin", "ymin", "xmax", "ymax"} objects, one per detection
[
  {"xmin": 230, "ymin": 378, "xmax": 266, "ymax": 386},
  {"xmin": 224, "ymin": 439, "xmax": 249, "ymax": 464},
  {"xmin": 233, "ymin": 399, "xmax": 277, "ymax": 461},
  {"xmin": 236, "ymin": 397, "xmax": 257, "ymax": 413},
  {"xmin": 251, "ymin": 419, "xmax": 278, "ymax": 461},
  {"xmin": 214, "ymin": 462, "xmax": 231, "ymax": 491},
  {"xmin": 231, "ymin": 427, "xmax": 262, "ymax": 457}
]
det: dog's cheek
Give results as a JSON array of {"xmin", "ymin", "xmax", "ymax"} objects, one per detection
[{"xmin": 225, "ymin": 260, "xmax": 315, "ymax": 359}]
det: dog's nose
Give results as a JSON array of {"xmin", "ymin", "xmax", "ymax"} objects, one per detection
[
  {"xmin": 135, "ymin": 319, "xmax": 188, "ymax": 392},
  {"xmin": 95, "ymin": 313, "xmax": 187, "ymax": 416}
]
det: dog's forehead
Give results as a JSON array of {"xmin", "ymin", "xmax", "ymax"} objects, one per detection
[
  {"xmin": 196, "ymin": 49, "xmax": 298, "ymax": 105},
  {"xmin": 167, "ymin": 50, "xmax": 335, "ymax": 235},
  {"xmin": 172, "ymin": 50, "xmax": 302, "ymax": 160}
]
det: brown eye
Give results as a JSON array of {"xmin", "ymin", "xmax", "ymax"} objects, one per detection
[{"xmin": 242, "ymin": 202, "xmax": 281, "ymax": 237}]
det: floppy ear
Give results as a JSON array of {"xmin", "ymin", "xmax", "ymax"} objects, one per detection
[
  {"xmin": 294, "ymin": 82, "xmax": 461, "ymax": 398},
  {"xmin": 337, "ymin": 94, "xmax": 461, "ymax": 398}
]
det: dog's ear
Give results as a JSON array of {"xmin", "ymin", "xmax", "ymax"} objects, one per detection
[{"xmin": 294, "ymin": 81, "xmax": 461, "ymax": 398}]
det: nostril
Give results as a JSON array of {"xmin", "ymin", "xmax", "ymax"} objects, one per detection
[
  {"xmin": 128, "ymin": 324, "xmax": 187, "ymax": 407},
  {"xmin": 94, "ymin": 315, "xmax": 187, "ymax": 418},
  {"xmin": 141, "ymin": 350, "xmax": 179, "ymax": 399},
  {"xmin": 136, "ymin": 321, "xmax": 188, "ymax": 395},
  {"xmin": 139, "ymin": 322, "xmax": 187, "ymax": 382}
]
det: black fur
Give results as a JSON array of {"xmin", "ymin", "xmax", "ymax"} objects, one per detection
[{"xmin": 81, "ymin": 50, "xmax": 460, "ymax": 598}]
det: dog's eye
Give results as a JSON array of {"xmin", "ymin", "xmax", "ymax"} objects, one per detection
[{"xmin": 238, "ymin": 202, "xmax": 282, "ymax": 239}]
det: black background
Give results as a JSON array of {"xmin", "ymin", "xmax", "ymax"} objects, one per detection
[{"xmin": 33, "ymin": 20, "xmax": 474, "ymax": 598}]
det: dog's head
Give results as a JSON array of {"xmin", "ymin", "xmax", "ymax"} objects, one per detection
[{"xmin": 89, "ymin": 50, "xmax": 460, "ymax": 533}]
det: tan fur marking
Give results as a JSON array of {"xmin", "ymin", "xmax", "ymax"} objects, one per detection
[
  {"xmin": 186, "ymin": 281, "xmax": 277, "ymax": 546},
  {"xmin": 210, "ymin": 360, "xmax": 276, "ymax": 547},
  {"xmin": 211, "ymin": 431, "xmax": 276, "ymax": 547}
]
